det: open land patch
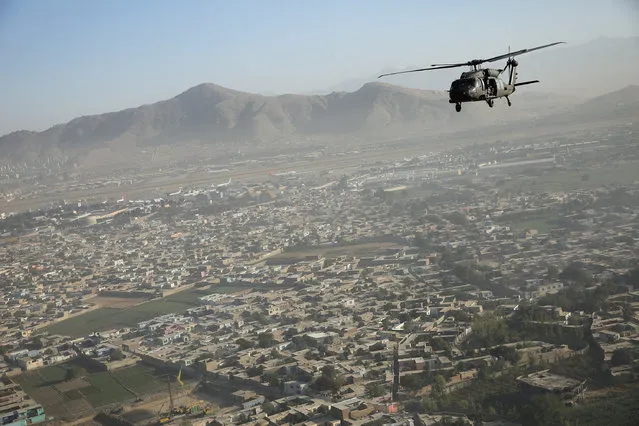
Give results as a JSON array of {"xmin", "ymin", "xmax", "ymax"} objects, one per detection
[
  {"xmin": 92, "ymin": 296, "xmax": 150, "ymax": 309},
  {"xmin": 0, "ymin": 130, "xmax": 526, "ymax": 212},
  {"xmin": 276, "ymin": 241, "xmax": 405, "ymax": 260},
  {"xmin": 13, "ymin": 361, "xmax": 180, "ymax": 422},
  {"xmin": 507, "ymin": 218, "xmax": 558, "ymax": 234},
  {"xmin": 43, "ymin": 283, "xmax": 291, "ymax": 338},
  {"xmin": 503, "ymin": 161, "xmax": 639, "ymax": 193},
  {"xmin": 120, "ymin": 387, "xmax": 217, "ymax": 425},
  {"xmin": 54, "ymin": 378, "xmax": 91, "ymax": 393}
]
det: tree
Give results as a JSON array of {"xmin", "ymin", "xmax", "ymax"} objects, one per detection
[
  {"xmin": 236, "ymin": 338, "xmax": 253, "ymax": 350},
  {"xmin": 469, "ymin": 314, "xmax": 510, "ymax": 348},
  {"xmin": 246, "ymin": 365, "xmax": 265, "ymax": 377},
  {"xmin": 449, "ymin": 310, "xmax": 471, "ymax": 323},
  {"xmin": 258, "ymin": 332, "xmax": 276, "ymax": 348},
  {"xmin": 431, "ymin": 337, "xmax": 451, "ymax": 352},
  {"xmin": 610, "ymin": 348, "xmax": 633, "ymax": 367},
  {"xmin": 284, "ymin": 327, "xmax": 298, "ymax": 340},
  {"xmin": 445, "ymin": 212, "xmax": 468, "ymax": 226},
  {"xmin": 519, "ymin": 394, "xmax": 568, "ymax": 426},
  {"xmin": 421, "ymin": 397, "xmax": 438, "ymax": 412},
  {"xmin": 559, "ymin": 263, "xmax": 592, "ymax": 284},
  {"xmin": 30, "ymin": 337, "xmax": 44, "ymax": 350},
  {"xmin": 490, "ymin": 345, "xmax": 520, "ymax": 364},
  {"xmin": 262, "ymin": 371, "xmax": 280, "ymax": 387},
  {"xmin": 547, "ymin": 265, "xmax": 560, "ymax": 280},
  {"xmin": 110, "ymin": 349, "xmax": 124, "ymax": 361},
  {"xmin": 313, "ymin": 365, "xmax": 346, "ymax": 393},
  {"xmin": 365, "ymin": 382, "xmax": 386, "ymax": 398},
  {"xmin": 270, "ymin": 348, "xmax": 281, "ymax": 359},
  {"xmin": 621, "ymin": 302, "xmax": 634, "ymax": 322},
  {"xmin": 627, "ymin": 267, "xmax": 639, "ymax": 288},
  {"xmin": 431, "ymin": 375, "xmax": 447, "ymax": 400},
  {"xmin": 65, "ymin": 367, "xmax": 77, "ymax": 382},
  {"xmin": 414, "ymin": 232, "xmax": 432, "ymax": 252}
]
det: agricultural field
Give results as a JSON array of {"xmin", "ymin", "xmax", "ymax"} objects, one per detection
[
  {"xmin": 111, "ymin": 363, "xmax": 168, "ymax": 396},
  {"xmin": 43, "ymin": 283, "xmax": 286, "ymax": 338},
  {"xmin": 92, "ymin": 296, "xmax": 151, "ymax": 309},
  {"xmin": 507, "ymin": 218, "xmax": 558, "ymax": 234},
  {"xmin": 43, "ymin": 288, "xmax": 211, "ymax": 337},
  {"xmin": 503, "ymin": 160, "xmax": 639, "ymax": 193},
  {"xmin": 13, "ymin": 361, "xmax": 174, "ymax": 422}
]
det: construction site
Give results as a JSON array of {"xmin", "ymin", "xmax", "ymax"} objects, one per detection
[{"xmin": 104, "ymin": 368, "xmax": 221, "ymax": 426}]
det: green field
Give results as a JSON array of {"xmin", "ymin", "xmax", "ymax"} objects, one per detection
[
  {"xmin": 504, "ymin": 161, "xmax": 639, "ymax": 193},
  {"xmin": 508, "ymin": 218, "xmax": 558, "ymax": 234},
  {"xmin": 112, "ymin": 363, "xmax": 168, "ymax": 395},
  {"xmin": 44, "ymin": 283, "xmax": 282, "ymax": 338},
  {"xmin": 37, "ymin": 363, "xmax": 67, "ymax": 384},
  {"xmin": 13, "ymin": 361, "xmax": 172, "ymax": 421},
  {"xmin": 85, "ymin": 371, "xmax": 134, "ymax": 407}
]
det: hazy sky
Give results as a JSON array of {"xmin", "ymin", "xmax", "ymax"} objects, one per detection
[{"xmin": 1, "ymin": 0, "xmax": 637, "ymax": 135}]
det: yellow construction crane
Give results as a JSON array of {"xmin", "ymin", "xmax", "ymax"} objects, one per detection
[{"xmin": 158, "ymin": 366, "xmax": 185, "ymax": 423}]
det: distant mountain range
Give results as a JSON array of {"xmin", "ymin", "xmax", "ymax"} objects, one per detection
[{"xmin": 0, "ymin": 80, "xmax": 637, "ymax": 167}]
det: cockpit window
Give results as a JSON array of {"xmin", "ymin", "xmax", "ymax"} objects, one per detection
[{"xmin": 451, "ymin": 78, "xmax": 478, "ymax": 90}]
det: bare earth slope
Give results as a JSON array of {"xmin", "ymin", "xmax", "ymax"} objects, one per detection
[
  {"xmin": 1, "ymin": 81, "xmax": 636, "ymax": 170},
  {"xmin": 0, "ymin": 82, "xmax": 579, "ymax": 165}
]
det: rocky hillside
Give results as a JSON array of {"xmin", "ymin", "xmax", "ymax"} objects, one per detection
[{"xmin": 0, "ymin": 82, "xmax": 579, "ymax": 163}]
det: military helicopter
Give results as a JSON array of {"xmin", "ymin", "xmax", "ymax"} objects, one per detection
[{"xmin": 378, "ymin": 42, "xmax": 565, "ymax": 112}]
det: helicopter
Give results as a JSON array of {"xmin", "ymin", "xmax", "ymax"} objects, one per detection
[{"xmin": 378, "ymin": 42, "xmax": 565, "ymax": 112}]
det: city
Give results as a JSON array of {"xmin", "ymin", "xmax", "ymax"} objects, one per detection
[{"xmin": 1, "ymin": 118, "xmax": 637, "ymax": 425}]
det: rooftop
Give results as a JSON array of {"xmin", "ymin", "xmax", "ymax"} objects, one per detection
[
  {"xmin": 0, "ymin": 377, "xmax": 42, "ymax": 415},
  {"xmin": 516, "ymin": 370, "xmax": 584, "ymax": 392}
]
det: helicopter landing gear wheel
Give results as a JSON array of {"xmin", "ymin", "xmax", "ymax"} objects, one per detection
[
  {"xmin": 455, "ymin": 103, "xmax": 461, "ymax": 112},
  {"xmin": 506, "ymin": 96, "xmax": 512, "ymax": 107},
  {"xmin": 487, "ymin": 99, "xmax": 494, "ymax": 108}
]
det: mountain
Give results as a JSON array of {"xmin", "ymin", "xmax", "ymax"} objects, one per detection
[
  {"xmin": 0, "ymin": 81, "xmax": 578, "ymax": 165},
  {"xmin": 2, "ymin": 80, "xmax": 635, "ymax": 169},
  {"xmin": 574, "ymin": 84, "xmax": 639, "ymax": 114},
  {"xmin": 323, "ymin": 36, "xmax": 639, "ymax": 98},
  {"xmin": 534, "ymin": 84, "xmax": 639, "ymax": 126}
]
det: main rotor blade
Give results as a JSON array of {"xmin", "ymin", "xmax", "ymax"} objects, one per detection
[
  {"xmin": 430, "ymin": 63, "xmax": 467, "ymax": 67},
  {"xmin": 484, "ymin": 41, "xmax": 566, "ymax": 64},
  {"xmin": 378, "ymin": 64, "xmax": 464, "ymax": 79},
  {"xmin": 379, "ymin": 42, "xmax": 565, "ymax": 79}
]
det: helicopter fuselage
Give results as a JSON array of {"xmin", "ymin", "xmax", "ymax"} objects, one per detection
[{"xmin": 448, "ymin": 69, "xmax": 514, "ymax": 104}]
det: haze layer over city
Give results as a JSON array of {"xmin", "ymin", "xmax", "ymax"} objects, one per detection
[{"xmin": 1, "ymin": 1, "xmax": 638, "ymax": 426}]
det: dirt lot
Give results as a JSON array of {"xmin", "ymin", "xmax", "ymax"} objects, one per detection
[
  {"xmin": 92, "ymin": 296, "xmax": 149, "ymax": 309},
  {"xmin": 54, "ymin": 378, "xmax": 91, "ymax": 393},
  {"xmin": 273, "ymin": 241, "xmax": 404, "ymax": 260},
  {"xmin": 120, "ymin": 387, "xmax": 223, "ymax": 425}
]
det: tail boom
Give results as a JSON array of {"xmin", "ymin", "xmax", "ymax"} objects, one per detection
[{"xmin": 515, "ymin": 80, "xmax": 540, "ymax": 87}]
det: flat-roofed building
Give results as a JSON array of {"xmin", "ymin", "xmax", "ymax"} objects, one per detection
[
  {"xmin": 517, "ymin": 370, "xmax": 587, "ymax": 403},
  {"xmin": 0, "ymin": 376, "xmax": 46, "ymax": 425}
]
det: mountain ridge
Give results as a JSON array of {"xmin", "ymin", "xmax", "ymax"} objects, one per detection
[{"xmin": 0, "ymin": 81, "xmax": 635, "ymax": 166}]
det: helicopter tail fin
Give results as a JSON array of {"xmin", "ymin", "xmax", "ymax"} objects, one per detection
[{"xmin": 514, "ymin": 80, "xmax": 540, "ymax": 87}]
